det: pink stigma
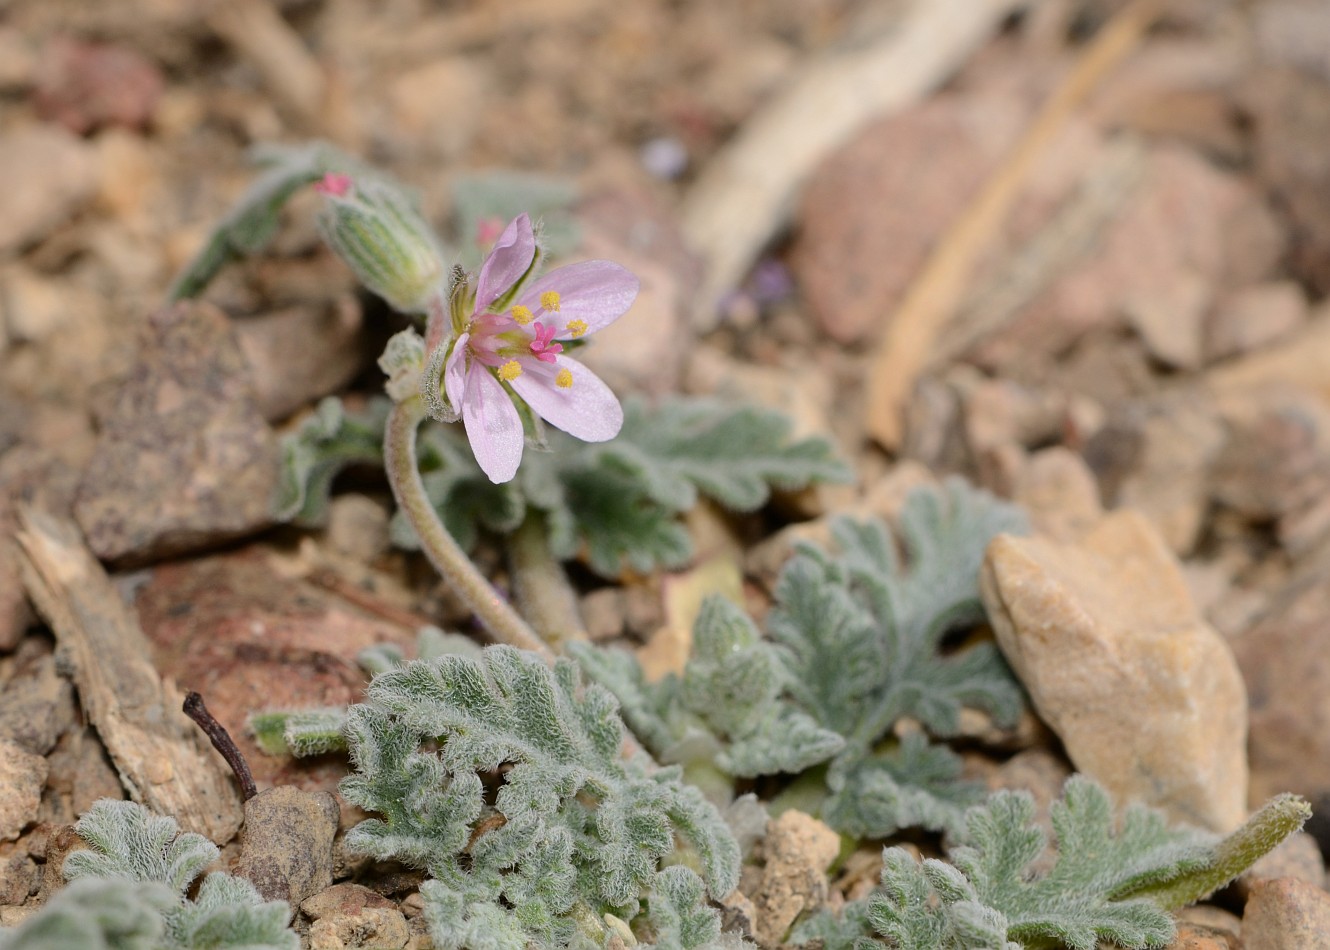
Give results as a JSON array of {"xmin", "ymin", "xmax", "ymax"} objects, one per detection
[
  {"xmin": 529, "ymin": 322, "xmax": 563, "ymax": 364},
  {"xmin": 314, "ymin": 172, "xmax": 353, "ymax": 197},
  {"xmin": 475, "ymin": 216, "xmax": 505, "ymax": 248}
]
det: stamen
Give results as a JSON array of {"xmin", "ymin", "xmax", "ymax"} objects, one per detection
[
  {"xmin": 555, "ymin": 368, "xmax": 574, "ymax": 389},
  {"xmin": 566, "ymin": 319, "xmax": 589, "ymax": 338},
  {"xmin": 498, "ymin": 360, "xmax": 523, "ymax": 381},
  {"xmin": 540, "ymin": 291, "xmax": 562, "ymax": 312},
  {"xmin": 510, "ymin": 305, "xmax": 534, "ymax": 325}
]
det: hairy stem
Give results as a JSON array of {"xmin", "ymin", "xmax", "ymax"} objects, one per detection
[
  {"xmin": 385, "ymin": 396, "xmax": 552, "ymax": 659},
  {"xmin": 508, "ymin": 512, "xmax": 587, "ymax": 652}
]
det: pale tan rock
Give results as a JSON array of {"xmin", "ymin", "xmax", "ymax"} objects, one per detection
[
  {"xmin": 0, "ymin": 740, "xmax": 46, "ymax": 842},
  {"xmin": 385, "ymin": 57, "xmax": 488, "ymax": 162},
  {"xmin": 1124, "ymin": 266, "xmax": 1211, "ymax": 370},
  {"xmin": 749, "ymin": 810, "xmax": 840, "ymax": 947},
  {"xmin": 308, "ymin": 907, "xmax": 410, "ymax": 950},
  {"xmin": 0, "ymin": 127, "xmax": 97, "ymax": 254},
  {"xmin": 1206, "ymin": 280, "xmax": 1308, "ymax": 362},
  {"xmin": 1243, "ymin": 877, "xmax": 1330, "ymax": 950},
  {"xmin": 1010, "ymin": 447, "xmax": 1103, "ymax": 543},
  {"xmin": 1175, "ymin": 904, "xmax": 1242, "ymax": 940},
  {"xmin": 980, "ymin": 510, "xmax": 1248, "ymax": 831},
  {"xmin": 1166, "ymin": 922, "xmax": 1241, "ymax": 949},
  {"xmin": 1206, "ymin": 307, "xmax": 1330, "ymax": 405}
]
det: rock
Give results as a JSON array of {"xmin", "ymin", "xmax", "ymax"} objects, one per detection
[
  {"xmin": 580, "ymin": 587, "xmax": 628, "ymax": 642},
  {"xmin": 33, "ymin": 36, "xmax": 163, "ymax": 134},
  {"xmin": 790, "ymin": 94, "xmax": 1026, "ymax": 345},
  {"xmin": 1205, "ymin": 307, "xmax": 1330, "ymax": 403},
  {"xmin": 233, "ymin": 298, "xmax": 367, "ymax": 422},
  {"xmin": 1255, "ymin": 1, "xmax": 1330, "ymax": 82},
  {"xmin": 1124, "ymin": 266, "xmax": 1210, "ymax": 370},
  {"xmin": 0, "ymin": 740, "xmax": 46, "ymax": 842},
  {"xmin": 237, "ymin": 786, "xmax": 339, "ymax": 908},
  {"xmin": 1175, "ymin": 904, "xmax": 1242, "ymax": 941},
  {"xmin": 1165, "ymin": 922, "xmax": 1241, "ymax": 950},
  {"xmin": 1009, "ymin": 447, "xmax": 1104, "ymax": 543},
  {"xmin": 0, "ymin": 446, "xmax": 79, "ymax": 650},
  {"xmin": 973, "ymin": 146, "xmax": 1283, "ymax": 371},
  {"xmin": 134, "ymin": 547, "xmax": 415, "ymax": 799},
  {"xmin": 0, "ymin": 28, "xmax": 35, "ymax": 90},
  {"xmin": 748, "ymin": 810, "xmax": 840, "ymax": 947},
  {"xmin": 308, "ymin": 907, "xmax": 410, "ymax": 950},
  {"xmin": 980, "ymin": 510, "xmax": 1249, "ymax": 832},
  {"xmin": 0, "ymin": 266, "xmax": 96, "ymax": 344},
  {"xmin": 0, "ymin": 642, "xmax": 76, "ymax": 756},
  {"xmin": 0, "ymin": 126, "xmax": 97, "ymax": 254},
  {"xmin": 1206, "ymin": 281, "xmax": 1308, "ymax": 362},
  {"xmin": 1243, "ymin": 877, "xmax": 1330, "ymax": 950},
  {"xmin": 0, "ymin": 851, "xmax": 35, "ymax": 906},
  {"xmin": 1100, "ymin": 395, "xmax": 1226, "ymax": 555},
  {"xmin": 301, "ymin": 882, "xmax": 397, "ymax": 920},
  {"xmin": 324, "ymin": 494, "xmax": 391, "ymax": 563},
  {"xmin": 384, "ymin": 57, "xmax": 489, "ymax": 162},
  {"xmin": 73, "ymin": 301, "xmax": 280, "ymax": 565},
  {"xmin": 38, "ymin": 727, "xmax": 124, "ymax": 827},
  {"xmin": 1244, "ymin": 68, "xmax": 1330, "ymax": 292},
  {"xmin": 1236, "ymin": 831, "xmax": 1326, "ymax": 899},
  {"xmin": 1233, "ymin": 568, "xmax": 1330, "ymax": 807},
  {"xmin": 573, "ymin": 189, "xmax": 699, "ymax": 398},
  {"xmin": 34, "ymin": 825, "xmax": 85, "ymax": 904},
  {"xmin": 1209, "ymin": 388, "xmax": 1330, "ymax": 521}
]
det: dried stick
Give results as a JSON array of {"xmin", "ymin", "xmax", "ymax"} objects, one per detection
[{"xmin": 863, "ymin": 0, "xmax": 1167, "ymax": 450}]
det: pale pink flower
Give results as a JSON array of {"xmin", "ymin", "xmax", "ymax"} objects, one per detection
[{"xmin": 441, "ymin": 213, "xmax": 638, "ymax": 483}]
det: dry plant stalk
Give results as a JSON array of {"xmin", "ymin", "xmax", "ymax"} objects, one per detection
[
  {"xmin": 863, "ymin": 0, "xmax": 1167, "ymax": 450},
  {"xmin": 16, "ymin": 507, "xmax": 244, "ymax": 844}
]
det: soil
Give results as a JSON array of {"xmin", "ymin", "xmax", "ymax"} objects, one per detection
[{"xmin": 3, "ymin": 0, "xmax": 1330, "ymax": 946}]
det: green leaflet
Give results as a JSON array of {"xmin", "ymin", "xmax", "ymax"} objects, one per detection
[
  {"xmin": 795, "ymin": 776, "xmax": 1310, "ymax": 950},
  {"xmin": 576, "ymin": 478, "xmax": 1029, "ymax": 839},
  {"xmin": 281, "ymin": 394, "xmax": 851, "ymax": 578},
  {"xmin": 0, "ymin": 800, "xmax": 297, "ymax": 950},
  {"xmin": 338, "ymin": 646, "xmax": 742, "ymax": 949}
]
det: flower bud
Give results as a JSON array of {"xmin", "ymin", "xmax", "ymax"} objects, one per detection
[{"xmin": 316, "ymin": 177, "xmax": 447, "ymax": 314}]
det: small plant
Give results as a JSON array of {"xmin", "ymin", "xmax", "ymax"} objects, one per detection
[
  {"xmin": 337, "ymin": 645, "xmax": 744, "ymax": 948},
  {"xmin": 0, "ymin": 800, "xmax": 296, "ymax": 950},
  {"xmin": 573, "ymin": 477, "xmax": 1028, "ymax": 837},
  {"xmin": 793, "ymin": 776, "xmax": 1311, "ymax": 950}
]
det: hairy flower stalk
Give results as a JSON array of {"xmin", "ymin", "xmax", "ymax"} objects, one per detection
[{"xmin": 384, "ymin": 393, "xmax": 551, "ymax": 658}]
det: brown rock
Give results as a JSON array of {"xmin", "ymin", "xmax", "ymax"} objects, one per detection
[
  {"xmin": 0, "ymin": 126, "xmax": 97, "ymax": 254},
  {"xmin": 790, "ymin": 94, "xmax": 1025, "ymax": 345},
  {"xmin": 34, "ymin": 36, "xmax": 163, "ymax": 134},
  {"xmin": 748, "ymin": 810, "xmax": 840, "ymax": 947},
  {"xmin": 1166, "ymin": 922, "xmax": 1241, "ymax": 950},
  {"xmin": 0, "ymin": 740, "xmax": 46, "ymax": 842},
  {"xmin": 233, "ymin": 298, "xmax": 367, "ymax": 423},
  {"xmin": 39, "ymin": 727, "xmax": 124, "ymax": 827},
  {"xmin": 1209, "ymin": 388, "xmax": 1330, "ymax": 521},
  {"xmin": 980, "ymin": 510, "xmax": 1249, "ymax": 831},
  {"xmin": 1243, "ymin": 877, "xmax": 1330, "ymax": 950},
  {"xmin": 0, "ymin": 850, "xmax": 35, "ymax": 906},
  {"xmin": 1233, "ymin": 569, "xmax": 1330, "ymax": 807},
  {"xmin": 238, "ymin": 786, "xmax": 339, "ymax": 908},
  {"xmin": 1256, "ymin": 1, "xmax": 1330, "ymax": 81},
  {"xmin": 1245, "ymin": 68, "xmax": 1330, "ymax": 292},
  {"xmin": 301, "ymin": 882, "xmax": 397, "ymax": 920},
  {"xmin": 0, "ymin": 447, "xmax": 80, "ymax": 650},
  {"xmin": 134, "ymin": 547, "xmax": 415, "ymax": 797},
  {"xmin": 0, "ymin": 642, "xmax": 76, "ymax": 756},
  {"xmin": 73, "ymin": 301, "xmax": 280, "ymax": 565},
  {"xmin": 1009, "ymin": 447, "xmax": 1104, "ymax": 543},
  {"xmin": 1206, "ymin": 281, "xmax": 1308, "ymax": 363},
  {"xmin": 308, "ymin": 907, "xmax": 410, "ymax": 950}
]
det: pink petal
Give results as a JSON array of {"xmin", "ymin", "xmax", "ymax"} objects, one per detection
[
  {"xmin": 461, "ymin": 363, "xmax": 524, "ymax": 483},
  {"xmin": 443, "ymin": 333, "xmax": 470, "ymax": 413},
  {"xmin": 508, "ymin": 356, "xmax": 623, "ymax": 443},
  {"xmin": 476, "ymin": 214, "xmax": 536, "ymax": 312},
  {"xmin": 517, "ymin": 261, "xmax": 639, "ymax": 338}
]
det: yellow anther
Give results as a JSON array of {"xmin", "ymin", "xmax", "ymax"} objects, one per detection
[
  {"xmin": 498, "ymin": 360, "xmax": 523, "ymax": 381},
  {"xmin": 510, "ymin": 305, "xmax": 534, "ymax": 325},
  {"xmin": 566, "ymin": 318, "xmax": 589, "ymax": 338},
  {"xmin": 540, "ymin": 291, "xmax": 562, "ymax": 312},
  {"xmin": 555, "ymin": 368, "xmax": 574, "ymax": 389}
]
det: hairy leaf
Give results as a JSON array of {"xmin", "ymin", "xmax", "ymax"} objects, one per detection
[
  {"xmin": 340, "ymin": 647, "xmax": 740, "ymax": 948},
  {"xmin": 801, "ymin": 777, "xmax": 1307, "ymax": 950},
  {"xmin": 273, "ymin": 396, "xmax": 387, "ymax": 525}
]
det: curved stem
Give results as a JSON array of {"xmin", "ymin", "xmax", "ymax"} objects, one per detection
[
  {"xmin": 384, "ymin": 396, "xmax": 551, "ymax": 659},
  {"xmin": 508, "ymin": 512, "xmax": 587, "ymax": 652}
]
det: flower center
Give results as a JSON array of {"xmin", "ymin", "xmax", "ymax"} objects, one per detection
[{"xmin": 528, "ymin": 321, "xmax": 563, "ymax": 364}]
